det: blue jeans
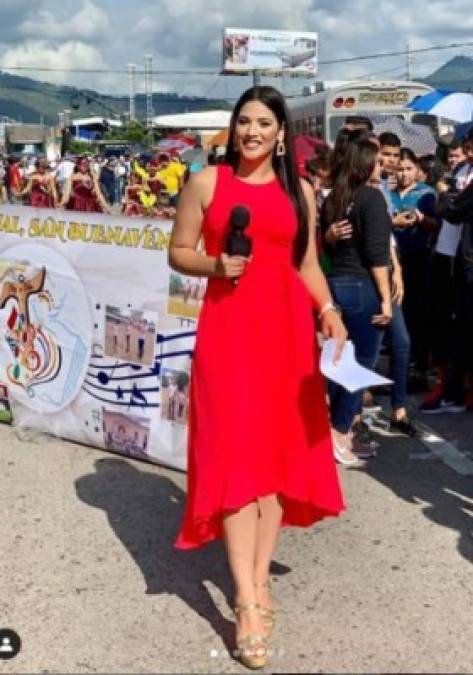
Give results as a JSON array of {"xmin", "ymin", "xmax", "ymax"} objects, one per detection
[
  {"xmin": 385, "ymin": 302, "xmax": 410, "ymax": 410},
  {"xmin": 328, "ymin": 275, "xmax": 385, "ymax": 433}
]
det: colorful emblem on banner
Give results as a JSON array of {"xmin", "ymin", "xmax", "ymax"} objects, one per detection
[{"xmin": 0, "ymin": 243, "xmax": 92, "ymax": 413}]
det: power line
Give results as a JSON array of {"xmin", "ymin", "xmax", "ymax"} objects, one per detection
[
  {"xmin": 319, "ymin": 40, "xmax": 473, "ymax": 66},
  {"xmin": 1, "ymin": 39, "xmax": 473, "ymax": 76}
]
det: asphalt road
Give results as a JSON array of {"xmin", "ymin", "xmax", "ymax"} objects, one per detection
[{"xmin": 1, "ymin": 409, "xmax": 472, "ymax": 674}]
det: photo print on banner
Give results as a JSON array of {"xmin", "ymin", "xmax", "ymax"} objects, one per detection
[{"xmin": 167, "ymin": 271, "xmax": 206, "ymax": 321}]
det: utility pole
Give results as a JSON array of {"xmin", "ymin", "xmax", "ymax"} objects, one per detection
[
  {"xmin": 144, "ymin": 54, "xmax": 154, "ymax": 132},
  {"xmin": 252, "ymin": 70, "xmax": 261, "ymax": 87},
  {"xmin": 127, "ymin": 63, "xmax": 136, "ymax": 121},
  {"xmin": 406, "ymin": 39, "xmax": 412, "ymax": 81}
]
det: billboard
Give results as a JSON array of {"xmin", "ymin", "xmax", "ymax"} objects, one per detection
[{"xmin": 222, "ymin": 28, "xmax": 318, "ymax": 75}]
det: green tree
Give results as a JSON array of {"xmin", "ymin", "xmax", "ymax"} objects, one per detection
[
  {"xmin": 69, "ymin": 138, "xmax": 95, "ymax": 155},
  {"xmin": 105, "ymin": 120, "xmax": 152, "ymax": 146}
]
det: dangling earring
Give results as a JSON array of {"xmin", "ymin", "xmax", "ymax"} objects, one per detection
[{"xmin": 276, "ymin": 139, "xmax": 286, "ymax": 157}]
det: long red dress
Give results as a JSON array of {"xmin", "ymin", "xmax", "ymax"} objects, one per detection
[
  {"xmin": 174, "ymin": 165, "xmax": 344, "ymax": 550},
  {"xmin": 29, "ymin": 177, "xmax": 55, "ymax": 208},
  {"xmin": 67, "ymin": 177, "xmax": 103, "ymax": 212}
]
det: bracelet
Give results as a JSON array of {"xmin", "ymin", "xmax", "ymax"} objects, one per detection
[{"xmin": 319, "ymin": 301, "xmax": 338, "ymax": 318}]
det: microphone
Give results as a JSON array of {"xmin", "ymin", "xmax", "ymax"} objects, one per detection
[{"xmin": 225, "ymin": 205, "xmax": 252, "ymax": 284}]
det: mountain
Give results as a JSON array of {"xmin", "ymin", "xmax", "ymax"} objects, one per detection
[
  {"xmin": 422, "ymin": 55, "xmax": 473, "ymax": 92},
  {"xmin": 0, "ymin": 71, "xmax": 230, "ymax": 125}
]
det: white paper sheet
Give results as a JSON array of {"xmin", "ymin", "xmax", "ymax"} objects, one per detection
[
  {"xmin": 435, "ymin": 220, "xmax": 462, "ymax": 257},
  {"xmin": 320, "ymin": 338, "xmax": 393, "ymax": 393}
]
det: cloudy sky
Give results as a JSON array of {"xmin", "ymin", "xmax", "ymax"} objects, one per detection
[{"xmin": 0, "ymin": 0, "xmax": 472, "ymax": 99}]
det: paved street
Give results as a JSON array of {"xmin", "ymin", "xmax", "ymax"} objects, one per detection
[{"xmin": 1, "ymin": 409, "xmax": 472, "ymax": 674}]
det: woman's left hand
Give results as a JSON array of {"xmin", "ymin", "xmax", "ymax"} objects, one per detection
[
  {"xmin": 321, "ymin": 309, "xmax": 348, "ymax": 364},
  {"xmin": 391, "ymin": 265, "xmax": 404, "ymax": 305}
]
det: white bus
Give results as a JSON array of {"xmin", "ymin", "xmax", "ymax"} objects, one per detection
[{"xmin": 288, "ymin": 80, "xmax": 438, "ymax": 144}]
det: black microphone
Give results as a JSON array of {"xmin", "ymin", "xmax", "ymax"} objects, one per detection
[{"xmin": 225, "ymin": 205, "xmax": 252, "ymax": 284}]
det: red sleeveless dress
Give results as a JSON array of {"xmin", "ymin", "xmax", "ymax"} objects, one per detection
[
  {"xmin": 29, "ymin": 177, "xmax": 54, "ymax": 208},
  {"xmin": 67, "ymin": 177, "xmax": 103, "ymax": 212},
  {"xmin": 174, "ymin": 165, "xmax": 344, "ymax": 550}
]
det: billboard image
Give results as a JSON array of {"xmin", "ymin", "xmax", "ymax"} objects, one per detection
[{"xmin": 223, "ymin": 28, "xmax": 318, "ymax": 75}]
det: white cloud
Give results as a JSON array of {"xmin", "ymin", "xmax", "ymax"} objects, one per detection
[
  {"xmin": 19, "ymin": 0, "xmax": 110, "ymax": 41},
  {"xmin": 1, "ymin": 40, "xmax": 106, "ymax": 87},
  {"xmin": 1, "ymin": 0, "xmax": 473, "ymax": 96}
]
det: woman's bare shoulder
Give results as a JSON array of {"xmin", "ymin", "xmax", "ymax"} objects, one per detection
[{"xmin": 182, "ymin": 166, "xmax": 218, "ymax": 208}]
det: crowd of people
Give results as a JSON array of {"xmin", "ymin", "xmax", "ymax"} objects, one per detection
[
  {"xmin": 0, "ymin": 150, "xmax": 194, "ymax": 218},
  {"xmin": 302, "ymin": 116, "xmax": 473, "ymax": 465}
]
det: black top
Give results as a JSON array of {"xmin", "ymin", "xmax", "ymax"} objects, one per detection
[
  {"xmin": 439, "ymin": 180, "xmax": 473, "ymax": 271},
  {"xmin": 320, "ymin": 184, "xmax": 392, "ymax": 277}
]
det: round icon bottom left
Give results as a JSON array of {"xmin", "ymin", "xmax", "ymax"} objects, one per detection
[{"xmin": 0, "ymin": 629, "xmax": 21, "ymax": 659}]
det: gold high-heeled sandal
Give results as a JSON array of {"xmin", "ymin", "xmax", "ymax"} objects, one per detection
[
  {"xmin": 255, "ymin": 580, "xmax": 276, "ymax": 637},
  {"xmin": 234, "ymin": 602, "xmax": 268, "ymax": 670}
]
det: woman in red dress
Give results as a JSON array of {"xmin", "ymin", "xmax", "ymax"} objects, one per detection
[
  {"xmin": 14, "ymin": 159, "xmax": 58, "ymax": 208},
  {"xmin": 122, "ymin": 173, "xmax": 144, "ymax": 216},
  {"xmin": 169, "ymin": 86, "xmax": 346, "ymax": 669},
  {"xmin": 60, "ymin": 157, "xmax": 111, "ymax": 213}
]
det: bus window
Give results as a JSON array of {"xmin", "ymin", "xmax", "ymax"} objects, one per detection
[
  {"xmin": 329, "ymin": 116, "xmax": 347, "ymax": 143},
  {"xmin": 411, "ymin": 113, "xmax": 437, "ymax": 127}
]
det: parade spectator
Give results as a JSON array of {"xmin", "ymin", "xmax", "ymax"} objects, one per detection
[
  {"xmin": 321, "ymin": 138, "xmax": 392, "ymax": 463},
  {"xmin": 446, "ymin": 139, "xmax": 466, "ymax": 171},
  {"xmin": 54, "ymin": 155, "xmax": 75, "ymax": 198},
  {"xmin": 422, "ymin": 140, "xmax": 467, "ymax": 409},
  {"xmin": 379, "ymin": 131, "xmax": 402, "ymax": 191},
  {"xmin": 100, "ymin": 157, "xmax": 117, "ymax": 205},
  {"xmin": 422, "ymin": 129, "xmax": 473, "ymax": 413},
  {"xmin": 5, "ymin": 157, "xmax": 23, "ymax": 200},
  {"xmin": 391, "ymin": 148, "xmax": 439, "ymax": 389},
  {"xmin": 418, "ymin": 154, "xmax": 444, "ymax": 187}
]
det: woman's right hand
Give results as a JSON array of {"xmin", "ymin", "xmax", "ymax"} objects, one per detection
[
  {"xmin": 372, "ymin": 298, "xmax": 392, "ymax": 325},
  {"xmin": 215, "ymin": 252, "xmax": 251, "ymax": 280},
  {"xmin": 325, "ymin": 219, "xmax": 353, "ymax": 244}
]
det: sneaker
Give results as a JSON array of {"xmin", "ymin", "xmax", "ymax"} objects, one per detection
[
  {"xmin": 333, "ymin": 441, "xmax": 361, "ymax": 466},
  {"xmin": 352, "ymin": 421, "xmax": 380, "ymax": 449},
  {"xmin": 351, "ymin": 436, "xmax": 377, "ymax": 459},
  {"xmin": 389, "ymin": 416, "xmax": 419, "ymax": 437},
  {"xmin": 420, "ymin": 398, "xmax": 467, "ymax": 414},
  {"xmin": 421, "ymin": 381, "xmax": 445, "ymax": 407}
]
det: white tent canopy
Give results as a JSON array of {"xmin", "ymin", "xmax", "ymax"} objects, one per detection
[{"xmin": 152, "ymin": 110, "xmax": 231, "ymax": 130}]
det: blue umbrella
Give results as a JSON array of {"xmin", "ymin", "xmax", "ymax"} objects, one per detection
[
  {"xmin": 406, "ymin": 89, "xmax": 473, "ymax": 123},
  {"xmin": 454, "ymin": 121, "xmax": 473, "ymax": 140}
]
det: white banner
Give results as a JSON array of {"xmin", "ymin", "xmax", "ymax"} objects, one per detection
[
  {"xmin": 0, "ymin": 204, "xmax": 203, "ymax": 471},
  {"xmin": 222, "ymin": 27, "xmax": 318, "ymax": 75}
]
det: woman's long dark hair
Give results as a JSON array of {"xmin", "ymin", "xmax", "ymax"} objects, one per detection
[
  {"xmin": 225, "ymin": 86, "xmax": 308, "ymax": 268},
  {"xmin": 325, "ymin": 139, "xmax": 379, "ymax": 223}
]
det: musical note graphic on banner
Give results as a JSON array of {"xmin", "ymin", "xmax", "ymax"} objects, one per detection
[
  {"xmin": 82, "ymin": 330, "xmax": 195, "ymax": 409},
  {"xmin": 83, "ymin": 407, "xmax": 103, "ymax": 434}
]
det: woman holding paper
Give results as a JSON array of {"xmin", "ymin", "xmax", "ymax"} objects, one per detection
[
  {"xmin": 321, "ymin": 138, "xmax": 392, "ymax": 465},
  {"xmin": 169, "ymin": 85, "xmax": 346, "ymax": 669}
]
